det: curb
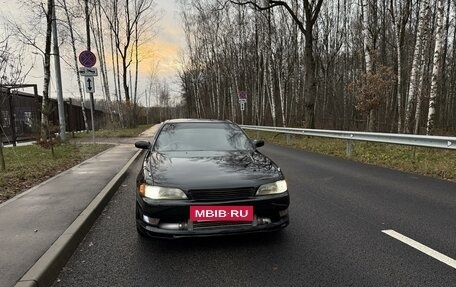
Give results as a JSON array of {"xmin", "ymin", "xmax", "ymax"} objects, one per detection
[{"xmin": 14, "ymin": 149, "xmax": 144, "ymax": 287}]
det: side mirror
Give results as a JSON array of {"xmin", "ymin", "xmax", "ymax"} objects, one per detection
[
  {"xmin": 252, "ymin": 139, "xmax": 264, "ymax": 148},
  {"xmin": 135, "ymin": 141, "xmax": 151, "ymax": 149}
]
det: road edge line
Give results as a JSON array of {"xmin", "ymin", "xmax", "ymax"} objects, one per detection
[{"xmin": 14, "ymin": 149, "xmax": 143, "ymax": 287}]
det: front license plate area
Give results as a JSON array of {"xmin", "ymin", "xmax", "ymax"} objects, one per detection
[{"xmin": 190, "ymin": 206, "xmax": 253, "ymax": 222}]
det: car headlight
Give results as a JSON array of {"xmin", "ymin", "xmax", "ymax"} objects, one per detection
[
  {"xmin": 139, "ymin": 184, "xmax": 188, "ymax": 200},
  {"xmin": 256, "ymin": 180, "xmax": 287, "ymax": 196}
]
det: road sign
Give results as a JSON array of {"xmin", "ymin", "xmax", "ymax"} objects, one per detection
[
  {"xmin": 79, "ymin": 50, "xmax": 97, "ymax": 67},
  {"xmin": 79, "ymin": 67, "xmax": 98, "ymax": 76},
  {"xmin": 239, "ymin": 91, "xmax": 247, "ymax": 101},
  {"xmin": 85, "ymin": 76, "xmax": 95, "ymax": 93}
]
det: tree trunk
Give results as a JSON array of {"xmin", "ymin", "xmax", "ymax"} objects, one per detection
[
  {"xmin": 93, "ymin": 0, "xmax": 113, "ymax": 123},
  {"xmin": 413, "ymin": 50, "xmax": 427, "ymax": 134},
  {"xmin": 426, "ymin": 0, "xmax": 445, "ymax": 135},
  {"xmin": 404, "ymin": 0, "xmax": 429, "ymax": 133},
  {"xmin": 61, "ymin": 0, "xmax": 89, "ymax": 131},
  {"xmin": 303, "ymin": 27, "xmax": 316, "ymax": 128},
  {"xmin": 361, "ymin": 0, "xmax": 376, "ymax": 131},
  {"xmin": 122, "ymin": 54, "xmax": 130, "ymax": 103},
  {"xmin": 278, "ymin": 71, "xmax": 286, "ymax": 127},
  {"xmin": 391, "ymin": 0, "xmax": 402, "ymax": 132},
  {"xmin": 361, "ymin": 0, "xmax": 373, "ymax": 73},
  {"xmin": 110, "ymin": 27, "xmax": 119, "ymax": 101},
  {"xmin": 437, "ymin": 0, "xmax": 451, "ymax": 128},
  {"xmin": 134, "ymin": 9, "xmax": 139, "ymax": 106},
  {"xmin": 41, "ymin": 0, "xmax": 53, "ymax": 139}
]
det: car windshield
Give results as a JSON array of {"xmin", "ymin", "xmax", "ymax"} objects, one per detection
[{"xmin": 154, "ymin": 122, "xmax": 253, "ymax": 152}]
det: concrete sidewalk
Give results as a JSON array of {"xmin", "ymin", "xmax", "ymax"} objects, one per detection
[{"xmin": 0, "ymin": 125, "xmax": 159, "ymax": 287}]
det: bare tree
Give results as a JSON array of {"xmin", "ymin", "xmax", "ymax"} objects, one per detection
[
  {"xmin": 101, "ymin": 0, "xmax": 155, "ymax": 104},
  {"xmin": 9, "ymin": 0, "xmax": 54, "ymax": 139},
  {"xmin": 228, "ymin": 0, "xmax": 323, "ymax": 128},
  {"xmin": 390, "ymin": 0, "xmax": 411, "ymax": 132},
  {"xmin": 59, "ymin": 0, "xmax": 89, "ymax": 131},
  {"xmin": 0, "ymin": 35, "xmax": 31, "ymax": 86},
  {"xmin": 426, "ymin": 0, "xmax": 445, "ymax": 134},
  {"xmin": 404, "ymin": 0, "xmax": 429, "ymax": 133},
  {"xmin": 360, "ymin": 0, "xmax": 380, "ymax": 131},
  {"xmin": 178, "ymin": 0, "xmax": 456, "ymax": 134},
  {"xmin": 91, "ymin": 0, "xmax": 113, "ymax": 122},
  {"xmin": 361, "ymin": 0, "xmax": 373, "ymax": 74},
  {"xmin": 0, "ymin": 33, "xmax": 32, "ymax": 170},
  {"xmin": 42, "ymin": 0, "xmax": 54, "ymax": 139}
]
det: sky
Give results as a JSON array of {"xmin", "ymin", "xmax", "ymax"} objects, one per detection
[{"xmin": 0, "ymin": 0, "xmax": 186, "ymax": 106}]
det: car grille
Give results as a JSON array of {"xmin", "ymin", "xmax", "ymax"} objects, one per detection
[
  {"xmin": 188, "ymin": 187, "xmax": 255, "ymax": 201},
  {"xmin": 193, "ymin": 221, "xmax": 252, "ymax": 230}
]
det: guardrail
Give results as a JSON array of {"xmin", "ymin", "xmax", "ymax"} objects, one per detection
[{"xmin": 240, "ymin": 125, "xmax": 456, "ymax": 156}]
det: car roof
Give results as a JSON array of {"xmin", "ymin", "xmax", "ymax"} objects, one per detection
[{"xmin": 163, "ymin": 119, "xmax": 233, "ymax": 124}]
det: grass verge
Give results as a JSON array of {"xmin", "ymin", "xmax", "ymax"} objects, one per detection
[
  {"xmin": 246, "ymin": 130, "xmax": 456, "ymax": 182},
  {"xmin": 0, "ymin": 143, "xmax": 113, "ymax": 203},
  {"xmin": 72, "ymin": 124, "xmax": 152, "ymax": 138}
]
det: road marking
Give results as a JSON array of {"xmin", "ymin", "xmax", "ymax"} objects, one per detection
[{"xmin": 382, "ymin": 229, "xmax": 456, "ymax": 270}]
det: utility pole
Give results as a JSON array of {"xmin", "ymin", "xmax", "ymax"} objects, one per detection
[
  {"xmin": 85, "ymin": 0, "xmax": 95, "ymax": 144},
  {"xmin": 52, "ymin": 0, "xmax": 66, "ymax": 141}
]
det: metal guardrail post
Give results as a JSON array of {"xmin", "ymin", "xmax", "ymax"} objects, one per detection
[
  {"xmin": 256, "ymin": 130, "xmax": 259, "ymax": 139},
  {"xmin": 347, "ymin": 134, "xmax": 355, "ymax": 157},
  {"xmin": 346, "ymin": 139, "xmax": 353, "ymax": 157},
  {"xmin": 286, "ymin": 134, "xmax": 291, "ymax": 145}
]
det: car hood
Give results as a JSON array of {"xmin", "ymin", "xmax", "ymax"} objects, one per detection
[{"xmin": 146, "ymin": 150, "xmax": 282, "ymax": 190}]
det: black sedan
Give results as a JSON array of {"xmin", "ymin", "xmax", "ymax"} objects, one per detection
[{"xmin": 134, "ymin": 119, "xmax": 289, "ymax": 238}]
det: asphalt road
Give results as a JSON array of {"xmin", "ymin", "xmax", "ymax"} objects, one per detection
[{"xmin": 54, "ymin": 144, "xmax": 456, "ymax": 286}]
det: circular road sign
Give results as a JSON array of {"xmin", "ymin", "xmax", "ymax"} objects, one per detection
[
  {"xmin": 239, "ymin": 90, "xmax": 247, "ymax": 100},
  {"xmin": 79, "ymin": 50, "xmax": 97, "ymax": 68}
]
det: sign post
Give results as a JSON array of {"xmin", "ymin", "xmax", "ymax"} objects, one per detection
[
  {"xmin": 79, "ymin": 49, "xmax": 97, "ymax": 144},
  {"xmin": 238, "ymin": 91, "xmax": 247, "ymax": 125}
]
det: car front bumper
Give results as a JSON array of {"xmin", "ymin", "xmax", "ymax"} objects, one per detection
[{"xmin": 136, "ymin": 192, "xmax": 290, "ymax": 238}]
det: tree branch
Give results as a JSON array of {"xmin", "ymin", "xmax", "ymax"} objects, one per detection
[
  {"xmin": 311, "ymin": 0, "xmax": 324, "ymax": 24},
  {"xmin": 228, "ymin": 0, "xmax": 307, "ymax": 34}
]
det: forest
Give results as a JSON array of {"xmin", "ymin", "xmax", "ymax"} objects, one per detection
[
  {"xmin": 179, "ymin": 0, "xmax": 456, "ymax": 135},
  {"xmin": 1, "ymin": 0, "xmax": 455, "ymax": 136}
]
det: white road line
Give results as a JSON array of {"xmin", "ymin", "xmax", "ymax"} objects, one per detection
[{"xmin": 382, "ymin": 229, "xmax": 456, "ymax": 270}]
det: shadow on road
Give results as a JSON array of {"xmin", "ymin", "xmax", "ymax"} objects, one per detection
[{"xmin": 137, "ymin": 230, "xmax": 287, "ymax": 251}]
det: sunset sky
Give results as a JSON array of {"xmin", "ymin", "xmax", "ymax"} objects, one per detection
[
  {"xmin": 141, "ymin": 1, "xmax": 186, "ymax": 77},
  {"xmin": 0, "ymin": 0, "xmax": 186, "ymax": 106}
]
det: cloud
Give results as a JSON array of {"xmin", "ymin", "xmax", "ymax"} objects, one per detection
[{"xmin": 139, "ymin": 40, "xmax": 182, "ymax": 75}]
